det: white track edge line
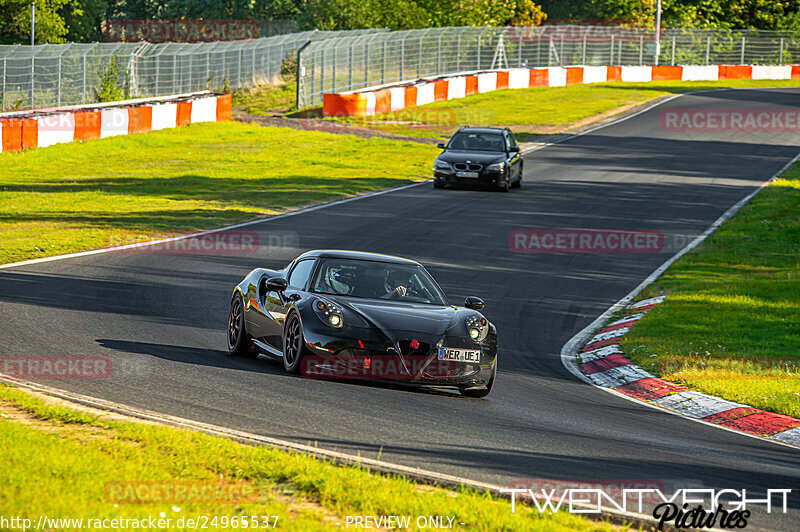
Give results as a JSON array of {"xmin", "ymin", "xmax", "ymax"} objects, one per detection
[
  {"xmin": 0, "ymin": 374, "xmax": 670, "ymax": 531},
  {"xmin": 559, "ymin": 150, "xmax": 800, "ymax": 452}
]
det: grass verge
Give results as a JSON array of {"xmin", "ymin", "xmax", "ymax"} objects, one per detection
[
  {"xmin": 331, "ymin": 79, "xmax": 800, "ymax": 141},
  {"xmin": 233, "ymin": 82, "xmax": 297, "ymax": 115},
  {"xmin": 622, "ymin": 161, "xmax": 800, "ymax": 418},
  {"xmin": 0, "ymin": 384, "xmax": 612, "ymax": 531},
  {"xmin": 0, "ymin": 121, "xmax": 435, "ymax": 265}
]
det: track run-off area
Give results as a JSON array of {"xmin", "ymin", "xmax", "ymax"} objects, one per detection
[{"xmin": 1, "ymin": 87, "xmax": 799, "ymax": 530}]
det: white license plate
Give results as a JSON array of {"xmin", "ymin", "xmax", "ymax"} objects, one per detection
[
  {"xmin": 456, "ymin": 171, "xmax": 479, "ymax": 178},
  {"xmin": 438, "ymin": 347, "xmax": 481, "ymax": 363}
]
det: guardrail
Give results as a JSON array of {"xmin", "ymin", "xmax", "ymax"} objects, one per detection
[{"xmin": 322, "ymin": 64, "xmax": 800, "ymax": 117}]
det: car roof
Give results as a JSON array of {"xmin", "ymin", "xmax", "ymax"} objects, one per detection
[
  {"xmin": 295, "ymin": 249, "xmax": 422, "ymax": 266},
  {"xmin": 454, "ymin": 127, "xmax": 506, "ymax": 135}
]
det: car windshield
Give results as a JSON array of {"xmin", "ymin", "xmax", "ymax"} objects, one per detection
[
  {"xmin": 310, "ymin": 258, "xmax": 448, "ymax": 306},
  {"xmin": 447, "ymin": 132, "xmax": 505, "ymax": 152}
]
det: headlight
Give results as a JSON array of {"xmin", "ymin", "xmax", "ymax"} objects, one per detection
[
  {"xmin": 487, "ymin": 162, "xmax": 505, "ymax": 172},
  {"xmin": 434, "ymin": 159, "xmax": 452, "ymax": 171},
  {"xmin": 314, "ymin": 298, "xmax": 343, "ymax": 328},
  {"xmin": 466, "ymin": 315, "xmax": 488, "ymax": 342}
]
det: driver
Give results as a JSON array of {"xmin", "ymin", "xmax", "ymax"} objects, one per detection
[{"xmin": 381, "ymin": 270, "xmax": 411, "ymax": 299}]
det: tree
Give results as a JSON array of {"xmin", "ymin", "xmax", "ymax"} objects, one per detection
[
  {"xmin": 0, "ymin": 0, "xmax": 70, "ymax": 44},
  {"xmin": 61, "ymin": 0, "xmax": 109, "ymax": 42}
]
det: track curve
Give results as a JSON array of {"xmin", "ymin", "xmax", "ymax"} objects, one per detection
[{"xmin": 2, "ymin": 87, "xmax": 799, "ymax": 530}]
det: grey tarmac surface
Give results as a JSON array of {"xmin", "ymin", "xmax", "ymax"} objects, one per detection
[{"xmin": 1, "ymin": 88, "xmax": 799, "ymax": 530}]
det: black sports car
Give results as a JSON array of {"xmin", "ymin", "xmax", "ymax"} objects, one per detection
[
  {"xmin": 227, "ymin": 250, "xmax": 497, "ymax": 397},
  {"xmin": 433, "ymin": 126, "xmax": 523, "ymax": 191}
]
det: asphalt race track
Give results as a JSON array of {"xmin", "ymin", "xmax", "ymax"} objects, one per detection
[{"xmin": 2, "ymin": 88, "xmax": 800, "ymax": 530}]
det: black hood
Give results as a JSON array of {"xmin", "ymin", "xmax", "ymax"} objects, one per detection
[
  {"xmin": 437, "ymin": 150, "xmax": 505, "ymax": 165},
  {"xmin": 339, "ymin": 298, "xmax": 455, "ymax": 339}
]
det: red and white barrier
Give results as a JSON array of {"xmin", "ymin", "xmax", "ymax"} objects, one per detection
[
  {"xmin": 323, "ymin": 64, "xmax": 800, "ymax": 117},
  {"xmin": 0, "ymin": 93, "xmax": 232, "ymax": 154},
  {"xmin": 576, "ymin": 296, "xmax": 800, "ymax": 447}
]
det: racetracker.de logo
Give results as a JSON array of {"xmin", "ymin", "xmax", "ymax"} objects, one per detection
[
  {"xmin": 111, "ymin": 231, "xmax": 261, "ymax": 255},
  {"xmin": 661, "ymin": 108, "xmax": 800, "ymax": 132},
  {"xmin": 105, "ymin": 481, "xmax": 257, "ymax": 504},
  {"xmin": 1, "ymin": 356, "xmax": 111, "ymax": 379},
  {"xmin": 301, "ymin": 354, "xmax": 467, "ymax": 380},
  {"xmin": 509, "ymin": 229, "xmax": 663, "ymax": 254}
]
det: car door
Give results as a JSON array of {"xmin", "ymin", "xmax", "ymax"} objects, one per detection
[
  {"xmin": 505, "ymin": 133, "xmax": 522, "ymax": 180},
  {"xmin": 264, "ymin": 258, "xmax": 316, "ymax": 351}
]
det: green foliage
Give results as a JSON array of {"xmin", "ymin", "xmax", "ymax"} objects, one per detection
[
  {"xmin": 94, "ymin": 52, "xmax": 126, "ymax": 102},
  {"xmin": 0, "ymin": 0, "xmax": 70, "ymax": 44},
  {"xmin": 61, "ymin": 0, "xmax": 109, "ymax": 42}
]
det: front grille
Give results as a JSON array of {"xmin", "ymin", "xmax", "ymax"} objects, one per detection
[{"xmin": 453, "ymin": 163, "xmax": 482, "ymax": 172}]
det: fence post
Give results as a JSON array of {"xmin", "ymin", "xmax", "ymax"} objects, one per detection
[
  {"xmin": 172, "ymin": 55, "xmax": 177, "ymax": 93},
  {"xmin": 417, "ymin": 32, "xmax": 423, "ymax": 77},
  {"xmin": 779, "ymin": 37, "xmax": 784, "ymax": 65},
  {"xmin": 582, "ymin": 34, "xmax": 586, "ymax": 65},
  {"xmin": 320, "ymin": 46, "xmax": 325, "ymax": 95},
  {"xmin": 436, "ymin": 32, "xmax": 442, "ymax": 74},
  {"xmin": 477, "ymin": 29, "xmax": 483, "ymax": 70},
  {"xmin": 559, "ymin": 36, "xmax": 564, "ymax": 67},
  {"xmin": 348, "ymin": 43, "xmax": 353, "ymax": 89},
  {"xmin": 740, "ymin": 36, "xmax": 745, "ymax": 64},
  {"xmin": 251, "ymin": 48, "xmax": 256, "ymax": 85},
  {"xmin": 548, "ymin": 37, "xmax": 553, "ymax": 67},
  {"xmin": 188, "ymin": 53, "xmax": 193, "ymax": 91},
  {"xmin": 518, "ymin": 32, "xmax": 523, "ymax": 67},
  {"xmin": 1, "ymin": 58, "xmax": 5, "ymax": 108},
  {"xmin": 400, "ymin": 35, "xmax": 406, "ymax": 79},
  {"xmin": 671, "ymin": 35, "xmax": 676, "ymax": 65},
  {"xmin": 206, "ymin": 52, "xmax": 210, "ymax": 86},
  {"xmin": 537, "ymin": 36, "xmax": 541, "ymax": 66},
  {"xmin": 29, "ymin": 55, "xmax": 34, "ymax": 107},
  {"xmin": 238, "ymin": 49, "xmax": 243, "ymax": 88},
  {"xmin": 332, "ymin": 46, "xmax": 337, "ymax": 91},
  {"xmin": 705, "ymin": 36, "xmax": 711, "ymax": 65},
  {"xmin": 610, "ymin": 35, "xmax": 614, "ymax": 65},
  {"xmin": 295, "ymin": 40, "xmax": 310, "ymax": 110},
  {"xmin": 382, "ymin": 40, "xmax": 387, "ymax": 83},
  {"xmin": 364, "ymin": 41, "xmax": 369, "ymax": 88},
  {"xmin": 639, "ymin": 35, "xmax": 643, "ymax": 65},
  {"xmin": 81, "ymin": 53, "xmax": 86, "ymax": 103},
  {"xmin": 57, "ymin": 56, "xmax": 61, "ymax": 105}
]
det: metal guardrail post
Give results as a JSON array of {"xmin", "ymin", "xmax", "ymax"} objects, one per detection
[
  {"xmin": 705, "ymin": 36, "xmax": 711, "ymax": 65},
  {"xmin": 295, "ymin": 40, "xmax": 310, "ymax": 110},
  {"xmin": 610, "ymin": 35, "xmax": 614, "ymax": 65},
  {"xmin": 671, "ymin": 35, "xmax": 676, "ymax": 65},
  {"xmin": 741, "ymin": 36, "xmax": 745, "ymax": 64}
]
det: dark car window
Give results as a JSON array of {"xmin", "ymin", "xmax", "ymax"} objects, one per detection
[
  {"xmin": 506, "ymin": 133, "xmax": 518, "ymax": 150},
  {"xmin": 287, "ymin": 259, "xmax": 315, "ymax": 290},
  {"xmin": 310, "ymin": 258, "xmax": 448, "ymax": 305},
  {"xmin": 447, "ymin": 132, "xmax": 505, "ymax": 152}
]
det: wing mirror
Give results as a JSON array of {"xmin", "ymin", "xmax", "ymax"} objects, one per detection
[
  {"xmin": 266, "ymin": 277, "xmax": 288, "ymax": 292},
  {"xmin": 465, "ymin": 296, "xmax": 485, "ymax": 311},
  {"xmin": 509, "ymin": 146, "xmax": 520, "ymax": 153},
  {"xmin": 437, "ymin": 143, "xmax": 446, "ymax": 149}
]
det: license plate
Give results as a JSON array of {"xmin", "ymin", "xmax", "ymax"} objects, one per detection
[
  {"xmin": 456, "ymin": 171, "xmax": 479, "ymax": 178},
  {"xmin": 438, "ymin": 347, "xmax": 481, "ymax": 363}
]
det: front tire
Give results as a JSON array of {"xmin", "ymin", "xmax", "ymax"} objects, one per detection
[
  {"xmin": 227, "ymin": 293, "xmax": 255, "ymax": 358},
  {"xmin": 459, "ymin": 363, "xmax": 496, "ymax": 398},
  {"xmin": 282, "ymin": 313, "xmax": 307, "ymax": 373},
  {"xmin": 434, "ymin": 180, "xmax": 444, "ymax": 189},
  {"xmin": 498, "ymin": 172, "xmax": 510, "ymax": 192}
]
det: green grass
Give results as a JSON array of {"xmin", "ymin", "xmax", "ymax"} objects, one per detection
[
  {"xmin": 335, "ymin": 79, "xmax": 800, "ymax": 141},
  {"xmin": 622, "ymin": 163, "xmax": 800, "ymax": 418},
  {"xmin": 0, "ymin": 121, "xmax": 435, "ymax": 264},
  {"xmin": 0, "ymin": 385, "xmax": 611, "ymax": 531},
  {"xmin": 234, "ymin": 82, "xmax": 298, "ymax": 115}
]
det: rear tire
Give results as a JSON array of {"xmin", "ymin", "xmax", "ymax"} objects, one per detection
[
  {"xmin": 227, "ymin": 293, "xmax": 256, "ymax": 358},
  {"xmin": 282, "ymin": 313, "xmax": 307, "ymax": 373},
  {"xmin": 459, "ymin": 363, "xmax": 496, "ymax": 398}
]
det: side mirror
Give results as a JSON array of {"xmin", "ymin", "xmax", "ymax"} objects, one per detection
[
  {"xmin": 266, "ymin": 277, "xmax": 288, "ymax": 292},
  {"xmin": 508, "ymin": 146, "xmax": 520, "ymax": 153},
  {"xmin": 465, "ymin": 296, "xmax": 485, "ymax": 311},
  {"xmin": 437, "ymin": 143, "xmax": 446, "ymax": 149}
]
